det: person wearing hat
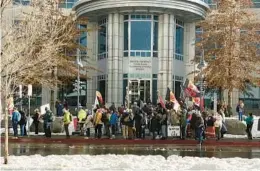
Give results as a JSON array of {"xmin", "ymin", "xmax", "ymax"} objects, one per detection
[{"xmin": 33, "ymin": 108, "xmax": 41, "ymax": 135}]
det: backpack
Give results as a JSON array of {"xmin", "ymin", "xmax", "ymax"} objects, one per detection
[{"xmin": 101, "ymin": 113, "xmax": 108, "ymax": 123}]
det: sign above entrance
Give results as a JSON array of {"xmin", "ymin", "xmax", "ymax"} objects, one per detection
[{"xmin": 128, "ymin": 58, "xmax": 152, "ymax": 78}]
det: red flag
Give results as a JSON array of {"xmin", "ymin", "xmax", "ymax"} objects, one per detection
[
  {"xmin": 184, "ymin": 79, "xmax": 200, "ymax": 97},
  {"xmin": 170, "ymin": 91, "xmax": 180, "ymax": 111},
  {"xmin": 193, "ymin": 97, "xmax": 200, "ymax": 107},
  {"xmin": 159, "ymin": 96, "xmax": 166, "ymax": 109}
]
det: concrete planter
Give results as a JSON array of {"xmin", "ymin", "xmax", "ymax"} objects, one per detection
[{"xmin": 225, "ymin": 118, "xmax": 246, "ymax": 135}]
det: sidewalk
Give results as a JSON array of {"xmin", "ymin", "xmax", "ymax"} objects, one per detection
[{"xmin": 1, "ymin": 135, "xmax": 260, "ymax": 147}]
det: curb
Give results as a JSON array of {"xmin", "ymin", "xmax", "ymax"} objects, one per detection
[{"xmin": 1, "ymin": 137, "xmax": 260, "ymax": 147}]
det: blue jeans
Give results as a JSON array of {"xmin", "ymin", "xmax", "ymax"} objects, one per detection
[
  {"xmin": 12, "ymin": 122, "xmax": 18, "ymax": 137},
  {"xmin": 238, "ymin": 112, "xmax": 243, "ymax": 121},
  {"xmin": 20, "ymin": 124, "xmax": 25, "ymax": 136},
  {"xmin": 196, "ymin": 127, "xmax": 204, "ymax": 144}
]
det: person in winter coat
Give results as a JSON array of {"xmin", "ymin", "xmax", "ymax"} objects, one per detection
[
  {"xmin": 110, "ymin": 111, "xmax": 118, "ymax": 139},
  {"xmin": 180, "ymin": 109, "xmax": 188, "ymax": 140},
  {"xmin": 12, "ymin": 107, "xmax": 21, "ymax": 138},
  {"xmin": 214, "ymin": 112, "xmax": 223, "ymax": 140},
  {"xmin": 33, "ymin": 109, "xmax": 40, "ymax": 134},
  {"xmin": 93, "ymin": 109, "xmax": 103, "ymax": 139},
  {"xmin": 150, "ymin": 113, "xmax": 159, "ymax": 140},
  {"xmin": 18, "ymin": 110, "xmax": 27, "ymax": 136},
  {"xmin": 244, "ymin": 113, "xmax": 254, "ymax": 140},
  {"xmin": 63, "ymin": 109, "xmax": 72, "ymax": 138},
  {"xmin": 236, "ymin": 100, "xmax": 244, "ymax": 121},
  {"xmin": 157, "ymin": 103, "xmax": 168, "ymax": 140},
  {"xmin": 42, "ymin": 107, "xmax": 53, "ymax": 138},
  {"xmin": 78, "ymin": 107, "xmax": 87, "ymax": 136},
  {"xmin": 195, "ymin": 112, "xmax": 205, "ymax": 145},
  {"xmin": 121, "ymin": 110, "xmax": 130, "ymax": 139},
  {"xmin": 85, "ymin": 110, "xmax": 93, "ymax": 139},
  {"xmin": 133, "ymin": 103, "xmax": 142, "ymax": 139}
]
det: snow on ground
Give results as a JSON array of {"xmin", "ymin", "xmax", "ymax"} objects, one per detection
[{"xmin": 1, "ymin": 155, "xmax": 260, "ymax": 171}]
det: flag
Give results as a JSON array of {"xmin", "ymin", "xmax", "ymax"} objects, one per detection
[
  {"xmin": 165, "ymin": 87, "xmax": 171, "ymax": 101},
  {"xmin": 94, "ymin": 96, "xmax": 99, "ymax": 107},
  {"xmin": 96, "ymin": 91, "xmax": 103, "ymax": 105},
  {"xmin": 192, "ymin": 97, "xmax": 205, "ymax": 111},
  {"xmin": 193, "ymin": 97, "xmax": 200, "ymax": 107},
  {"xmin": 159, "ymin": 96, "xmax": 166, "ymax": 109},
  {"xmin": 183, "ymin": 79, "xmax": 200, "ymax": 97},
  {"xmin": 170, "ymin": 91, "xmax": 180, "ymax": 112}
]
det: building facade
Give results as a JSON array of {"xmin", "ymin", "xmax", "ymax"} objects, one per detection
[
  {"xmin": 8, "ymin": 0, "xmax": 260, "ymax": 112},
  {"xmin": 73, "ymin": 0, "xmax": 209, "ymax": 107}
]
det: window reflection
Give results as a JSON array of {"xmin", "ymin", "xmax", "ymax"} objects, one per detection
[
  {"xmin": 175, "ymin": 19, "xmax": 184, "ymax": 61},
  {"xmin": 124, "ymin": 14, "xmax": 158, "ymax": 57},
  {"xmin": 98, "ymin": 18, "xmax": 108, "ymax": 60}
]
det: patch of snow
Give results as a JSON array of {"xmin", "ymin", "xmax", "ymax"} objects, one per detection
[{"xmin": 1, "ymin": 155, "xmax": 260, "ymax": 171}]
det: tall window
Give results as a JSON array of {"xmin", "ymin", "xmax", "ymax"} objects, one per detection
[
  {"xmin": 173, "ymin": 75, "xmax": 184, "ymax": 100},
  {"xmin": 13, "ymin": 0, "xmax": 30, "ymax": 5},
  {"xmin": 79, "ymin": 25, "xmax": 87, "ymax": 57},
  {"xmin": 175, "ymin": 19, "xmax": 184, "ymax": 61},
  {"xmin": 98, "ymin": 18, "xmax": 108, "ymax": 60},
  {"xmin": 253, "ymin": 0, "xmax": 260, "ymax": 8},
  {"xmin": 124, "ymin": 14, "xmax": 158, "ymax": 57}
]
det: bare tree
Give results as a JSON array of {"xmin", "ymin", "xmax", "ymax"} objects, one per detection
[
  {"xmin": 196, "ymin": 0, "xmax": 260, "ymax": 108},
  {"xmin": 1, "ymin": 0, "xmax": 90, "ymax": 164}
]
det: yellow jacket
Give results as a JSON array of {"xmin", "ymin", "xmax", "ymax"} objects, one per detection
[
  {"xmin": 78, "ymin": 109, "xmax": 86, "ymax": 122},
  {"xmin": 94, "ymin": 112, "xmax": 102, "ymax": 125},
  {"xmin": 63, "ymin": 111, "xmax": 71, "ymax": 125}
]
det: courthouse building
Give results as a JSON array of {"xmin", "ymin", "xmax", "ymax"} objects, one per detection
[{"xmin": 8, "ymin": 1, "xmax": 260, "ymax": 112}]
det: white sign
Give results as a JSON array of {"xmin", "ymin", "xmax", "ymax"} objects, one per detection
[
  {"xmin": 167, "ymin": 126, "xmax": 181, "ymax": 137},
  {"xmin": 128, "ymin": 58, "xmax": 152, "ymax": 74},
  {"xmin": 252, "ymin": 117, "xmax": 260, "ymax": 138},
  {"xmin": 28, "ymin": 84, "xmax": 32, "ymax": 96}
]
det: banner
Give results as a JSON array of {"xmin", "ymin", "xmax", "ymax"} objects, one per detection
[
  {"xmin": 183, "ymin": 79, "xmax": 200, "ymax": 97},
  {"xmin": 128, "ymin": 58, "xmax": 152, "ymax": 78},
  {"xmin": 159, "ymin": 96, "xmax": 166, "ymax": 109},
  {"xmin": 170, "ymin": 91, "xmax": 180, "ymax": 112}
]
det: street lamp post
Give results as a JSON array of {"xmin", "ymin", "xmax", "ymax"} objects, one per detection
[{"xmin": 76, "ymin": 49, "xmax": 83, "ymax": 109}]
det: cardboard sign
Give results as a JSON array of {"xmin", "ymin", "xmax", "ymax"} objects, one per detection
[{"xmin": 167, "ymin": 126, "xmax": 181, "ymax": 137}]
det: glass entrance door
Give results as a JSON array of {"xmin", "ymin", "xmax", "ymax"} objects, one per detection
[
  {"xmin": 129, "ymin": 80, "xmax": 151, "ymax": 104},
  {"xmin": 140, "ymin": 80, "xmax": 151, "ymax": 103}
]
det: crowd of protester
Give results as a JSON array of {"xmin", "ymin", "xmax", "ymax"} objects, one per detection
[{"xmin": 11, "ymin": 99, "xmax": 255, "ymax": 143}]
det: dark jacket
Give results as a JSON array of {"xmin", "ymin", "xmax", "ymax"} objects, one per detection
[
  {"xmin": 19, "ymin": 110, "xmax": 27, "ymax": 125},
  {"xmin": 150, "ymin": 115, "xmax": 159, "ymax": 132}
]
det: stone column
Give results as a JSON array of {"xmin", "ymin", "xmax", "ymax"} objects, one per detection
[
  {"xmin": 118, "ymin": 14, "xmax": 124, "ymax": 106},
  {"xmin": 107, "ymin": 13, "xmax": 113, "ymax": 105},
  {"xmin": 107, "ymin": 13, "xmax": 123, "ymax": 107},
  {"xmin": 112, "ymin": 13, "xmax": 119, "ymax": 105},
  {"xmin": 184, "ymin": 22, "xmax": 196, "ymax": 81},
  {"xmin": 168, "ymin": 14, "xmax": 174, "ymax": 90},
  {"xmin": 158, "ymin": 14, "xmax": 173, "ymax": 99},
  {"xmin": 86, "ymin": 22, "xmax": 98, "ymax": 108}
]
